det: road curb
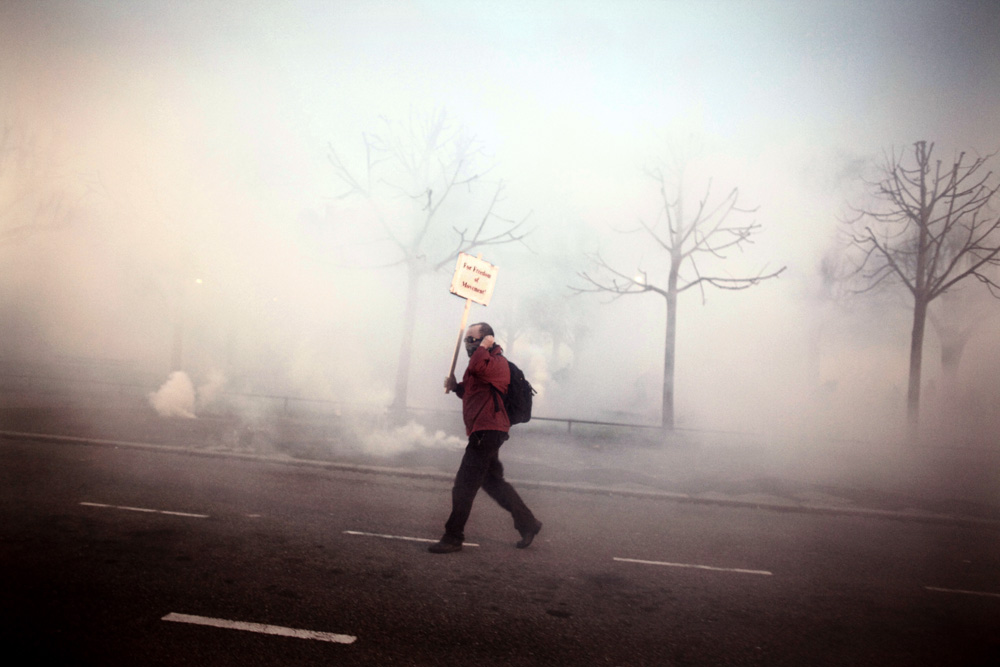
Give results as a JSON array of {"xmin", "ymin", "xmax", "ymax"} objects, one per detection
[{"xmin": 4, "ymin": 429, "xmax": 999, "ymax": 530}]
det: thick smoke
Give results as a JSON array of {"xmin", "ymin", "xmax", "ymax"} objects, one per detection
[
  {"xmin": 147, "ymin": 369, "xmax": 227, "ymax": 418},
  {"xmin": 362, "ymin": 421, "xmax": 464, "ymax": 458},
  {"xmin": 1, "ymin": 1, "xmax": 998, "ymax": 458},
  {"xmin": 149, "ymin": 371, "xmax": 196, "ymax": 419}
]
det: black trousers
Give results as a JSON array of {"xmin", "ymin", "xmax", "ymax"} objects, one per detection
[{"xmin": 443, "ymin": 430, "xmax": 537, "ymax": 543}]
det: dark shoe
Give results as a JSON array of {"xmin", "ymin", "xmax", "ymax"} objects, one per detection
[
  {"xmin": 516, "ymin": 521, "xmax": 542, "ymax": 549},
  {"xmin": 428, "ymin": 540, "xmax": 462, "ymax": 554}
]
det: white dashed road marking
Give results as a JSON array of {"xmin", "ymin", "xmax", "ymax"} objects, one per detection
[
  {"xmin": 614, "ymin": 556, "xmax": 773, "ymax": 576},
  {"xmin": 162, "ymin": 613, "xmax": 356, "ymax": 644},
  {"xmin": 343, "ymin": 530, "xmax": 480, "ymax": 547},
  {"xmin": 80, "ymin": 502, "xmax": 208, "ymax": 519},
  {"xmin": 926, "ymin": 586, "xmax": 1000, "ymax": 599}
]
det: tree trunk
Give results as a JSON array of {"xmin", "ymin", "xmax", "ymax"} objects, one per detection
[
  {"xmin": 390, "ymin": 264, "xmax": 420, "ymax": 422},
  {"xmin": 907, "ymin": 296, "xmax": 928, "ymax": 426},
  {"xmin": 662, "ymin": 290, "xmax": 677, "ymax": 430},
  {"xmin": 661, "ymin": 189, "xmax": 684, "ymax": 432}
]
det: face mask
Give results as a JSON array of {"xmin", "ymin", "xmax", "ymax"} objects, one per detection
[{"xmin": 464, "ymin": 335, "xmax": 482, "ymax": 357}]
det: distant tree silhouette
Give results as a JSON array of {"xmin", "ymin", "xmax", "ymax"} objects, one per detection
[
  {"xmin": 843, "ymin": 141, "xmax": 1000, "ymax": 425},
  {"xmin": 0, "ymin": 122, "xmax": 74, "ymax": 245},
  {"xmin": 327, "ymin": 110, "xmax": 530, "ymax": 419},
  {"xmin": 573, "ymin": 151, "xmax": 784, "ymax": 430}
]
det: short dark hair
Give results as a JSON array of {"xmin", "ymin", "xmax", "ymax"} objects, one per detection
[{"xmin": 470, "ymin": 322, "xmax": 494, "ymax": 337}]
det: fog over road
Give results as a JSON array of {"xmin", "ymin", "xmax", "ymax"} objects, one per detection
[
  {"xmin": 4, "ymin": 1, "xmax": 1000, "ymax": 446},
  {"xmin": 2, "ymin": 435, "xmax": 997, "ymax": 666}
]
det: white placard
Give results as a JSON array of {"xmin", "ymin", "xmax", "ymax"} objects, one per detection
[{"xmin": 449, "ymin": 252, "xmax": 498, "ymax": 306}]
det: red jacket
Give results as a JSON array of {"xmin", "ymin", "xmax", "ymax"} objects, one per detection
[{"xmin": 455, "ymin": 344, "xmax": 510, "ymax": 435}]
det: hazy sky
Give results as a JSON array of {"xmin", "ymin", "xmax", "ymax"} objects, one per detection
[
  {"xmin": 2, "ymin": 0, "xmax": 999, "ymax": 439},
  {"xmin": 5, "ymin": 0, "xmax": 998, "ymax": 210}
]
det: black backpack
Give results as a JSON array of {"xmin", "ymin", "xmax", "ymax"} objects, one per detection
[{"xmin": 494, "ymin": 358, "xmax": 536, "ymax": 425}]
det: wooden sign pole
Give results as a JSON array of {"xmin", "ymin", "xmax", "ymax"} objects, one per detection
[
  {"xmin": 446, "ymin": 296, "xmax": 473, "ymax": 393},
  {"xmin": 446, "ymin": 252, "xmax": 483, "ymax": 394}
]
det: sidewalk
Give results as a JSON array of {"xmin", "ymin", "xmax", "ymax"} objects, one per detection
[
  {"xmin": 2, "ymin": 404, "xmax": 998, "ymax": 527},
  {"xmin": 499, "ymin": 428, "xmax": 1000, "ymax": 527}
]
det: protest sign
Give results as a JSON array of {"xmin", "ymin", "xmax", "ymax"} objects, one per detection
[
  {"xmin": 446, "ymin": 253, "xmax": 498, "ymax": 391},
  {"xmin": 449, "ymin": 253, "xmax": 498, "ymax": 306}
]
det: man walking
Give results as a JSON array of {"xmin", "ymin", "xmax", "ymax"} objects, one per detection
[{"xmin": 429, "ymin": 322, "xmax": 542, "ymax": 554}]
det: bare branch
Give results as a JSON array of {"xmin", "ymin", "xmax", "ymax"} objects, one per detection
[
  {"xmin": 678, "ymin": 265, "xmax": 787, "ymax": 292},
  {"xmin": 571, "ymin": 154, "xmax": 783, "ymax": 304},
  {"xmin": 570, "ymin": 252, "xmax": 669, "ymax": 302},
  {"xmin": 844, "ymin": 140, "xmax": 1000, "ymax": 305}
]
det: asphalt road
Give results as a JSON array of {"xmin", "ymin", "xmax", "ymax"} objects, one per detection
[{"xmin": 2, "ymin": 435, "xmax": 998, "ymax": 666}]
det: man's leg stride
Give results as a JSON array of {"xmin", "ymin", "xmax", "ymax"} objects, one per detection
[
  {"xmin": 429, "ymin": 431, "xmax": 542, "ymax": 553},
  {"xmin": 481, "ymin": 456, "xmax": 542, "ymax": 548},
  {"xmin": 428, "ymin": 431, "xmax": 498, "ymax": 553}
]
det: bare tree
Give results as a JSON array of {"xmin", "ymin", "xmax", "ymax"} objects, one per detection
[
  {"xmin": 572, "ymin": 157, "xmax": 785, "ymax": 430},
  {"xmin": 0, "ymin": 122, "xmax": 78, "ymax": 245},
  {"xmin": 844, "ymin": 141, "xmax": 1000, "ymax": 425},
  {"xmin": 327, "ymin": 110, "xmax": 530, "ymax": 418}
]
